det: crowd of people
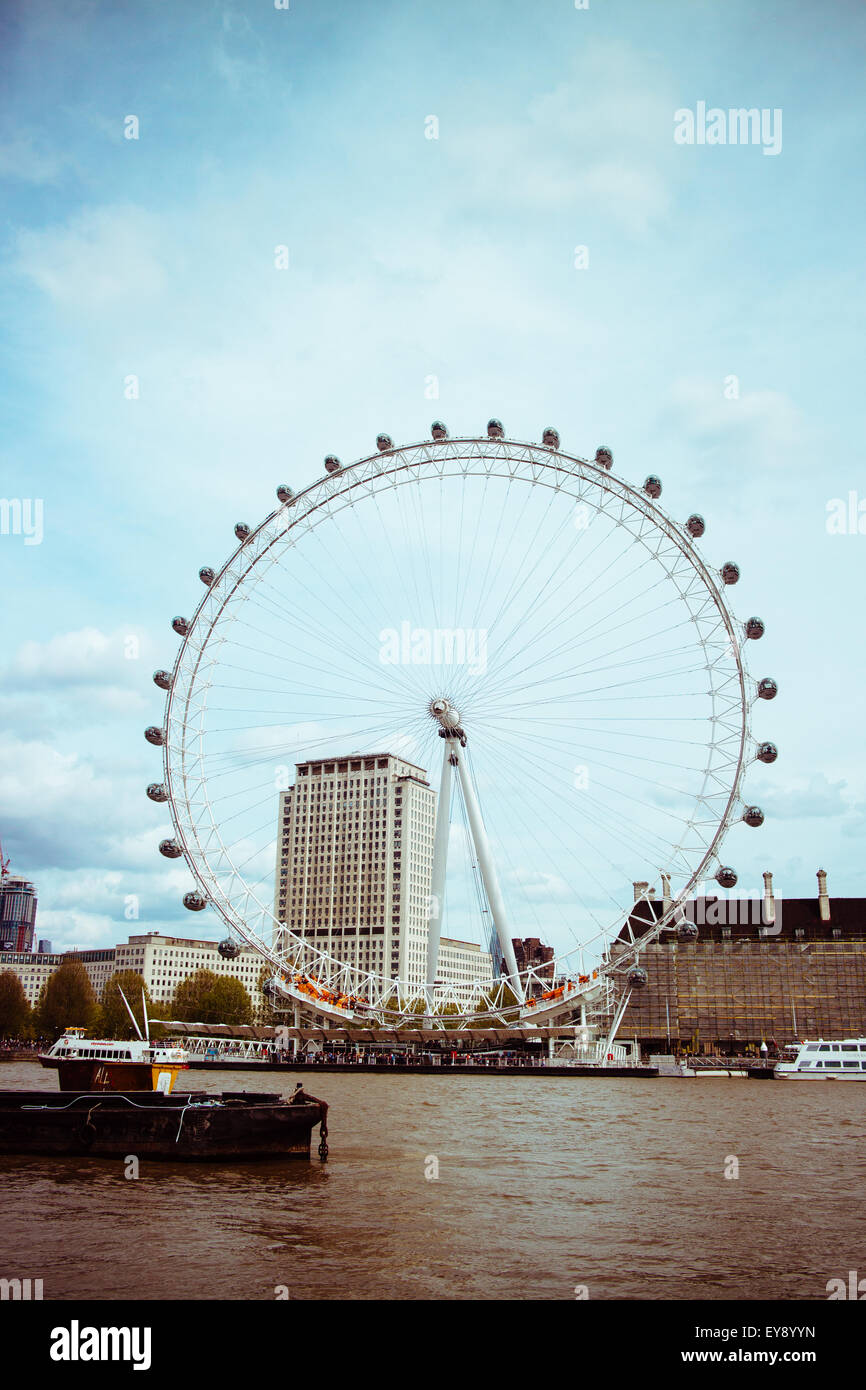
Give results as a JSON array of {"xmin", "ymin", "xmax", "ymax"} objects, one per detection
[
  {"xmin": 271, "ymin": 1049, "xmax": 556, "ymax": 1067},
  {"xmin": 0, "ymin": 1036, "xmax": 46, "ymax": 1054}
]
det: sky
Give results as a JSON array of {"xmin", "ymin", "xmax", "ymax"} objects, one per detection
[{"xmin": 1, "ymin": 0, "xmax": 865, "ymax": 956}]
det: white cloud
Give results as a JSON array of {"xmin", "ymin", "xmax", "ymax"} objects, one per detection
[
  {"xmin": 667, "ymin": 378, "xmax": 808, "ymax": 466},
  {"xmin": 0, "ymin": 733, "xmax": 164, "ymax": 872},
  {"xmin": 763, "ymin": 773, "xmax": 854, "ymax": 822},
  {"xmin": 0, "ymin": 628, "xmax": 154, "ymax": 731},
  {"xmin": 453, "ymin": 40, "xmax": 675, "ymax": 233},
  {"xmin": 36, "ymin": 909, "xmax": 120, "ymax": 952},
  {"xmin": 9, "ymin": 626, "xmax": 153, "ymax": 688},
  {"xmin": 505, "ymin": 867, "xmax": 573, "ymax": 902},
  {"xmin": 0, "ymin": 134, "xmax": 67, "ymax": 184},
  {"xmin": 213, "ymin": 3, "xmax": 267, "ymax": 91},
  {"xmin": 14, "ymin": 205, "xmax": 168, "ymax": 308}
]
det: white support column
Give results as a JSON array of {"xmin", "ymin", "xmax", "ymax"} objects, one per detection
[
  {"xmin": 453, "ymin": 745, "xmax": 522, "ymax": 993},
  {"xmin": 425, "ymin": 740, "xmax": 454, "ymax": 1001},
  {"xmin": 601, "ymin": 987, "xmax": 632, "ymax": 1063}
]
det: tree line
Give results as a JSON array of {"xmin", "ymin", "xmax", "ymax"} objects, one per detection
[{"xmin": 0, "ymin": 962, "xmax": 270, "ymax": 1042}]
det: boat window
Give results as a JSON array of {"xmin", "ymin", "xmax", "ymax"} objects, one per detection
[
  {"xmin": 825, "ymin": 1060, "xmax": 841, "ymax": 1067},
  {"xmin": 805, "ymin": 1044, "xmax": 819, "ymax": 1052},
  {"xmin": 818, "ymin": 1045, "xmax": 831, "ymax": 1052},
  {"xmin": 841, "ymin": 1045, "xmax": 858, "ymax": 1052},
  {"xmin": 843, "ymin": 1062, "xmax": 859, "ymax": 1069},
  {"xmin": 813, "ymin": 1062, "xmax": 822, "ymax": 1068}
]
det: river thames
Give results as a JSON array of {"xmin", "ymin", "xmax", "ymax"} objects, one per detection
[{"xmin": 1, "ymin": 1064, "xmax": 863, "ymax": 1301}]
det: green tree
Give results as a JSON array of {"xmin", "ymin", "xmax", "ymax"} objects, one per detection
[
  {"xmin": 34, "ymin": 961, "xmax": 99, "ymax": 1040},
  {"xmin": 435, "ymin": 1002, "xmax": 461, "ymax": 1020},
  {"xmin": 146, "ymin": 997, "xmax": 171, "ymax": 1036},
  {"xmin": 98, "ymin": 971, "xmax": 156, "ymax": 1039},
  {"xmin": 0, "ymin": 971, "xmax": 33, "ymax": 1038},
  {"xmin": 170, "ymin": 970, "xmax": 253, "ymax": 1025},
  {"xmin": 208, "ymin": 977, "xmax": 253, "ymax": 1026},
  {"xmin": 466, "ymin": 982, "xmax": 521, "ymax": 1029},
  {"xmin": 171, "ymin": 969, "xmax": 220, "ymax": 1022},
  {"xmin": 389, "ymin": 998, "xmax": 427, "ymax": 1030}
]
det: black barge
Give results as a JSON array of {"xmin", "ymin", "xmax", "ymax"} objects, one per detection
[{"xmin": 0, "ymin": 1089, "xmax": 329, "ymax": 1161}]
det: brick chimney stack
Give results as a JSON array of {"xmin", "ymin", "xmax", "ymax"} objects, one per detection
[
  {"xmin": 762, "ymin": 871, "xmax": 775, "ymax": 926},
  {"xmin": 661, "ymin": 873, "xmax": 671, "ymax": 910},
  {"xmin": 817, "ymin": 868, "xmax": 831, "ymax": 922},
  {"xmin": 633, "ymin": 881, "xmax": 650, "ymax": 902}
]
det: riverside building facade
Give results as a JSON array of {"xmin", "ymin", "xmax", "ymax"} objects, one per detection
[
  {"xmin": 274, "ymin": 752, "xmax": 493, "ymax": 1003},
  {"xmin": 0, "ymin": 936, "xmax": 268, "ymax": 1019},
  {"xmin": 0, "ymin": 947, "xmax": 116, "ymax": 1009},
  {"xmin": 617, "ymin": 870, "xmax": 866, "ymax": 1052}
]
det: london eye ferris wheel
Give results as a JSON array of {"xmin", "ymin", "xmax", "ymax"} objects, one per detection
[{"xmin": 144, "ymin": 421, "xmax": 777, "ymax": 1029}]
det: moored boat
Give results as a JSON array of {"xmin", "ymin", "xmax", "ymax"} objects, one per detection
[
  {"xmin": 39, "ymin": 1027, "xmax": 188, "ymax": 1094},
  {"xmin": 0, "ymin": 1087, "xmax": 329, "ymax": 1160},
  {"xmin": 774, "ymin": 1037, "xmax": 866, "ymax": 1080}
]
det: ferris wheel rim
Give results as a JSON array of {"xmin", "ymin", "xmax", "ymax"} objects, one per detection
[{"xmin": 155, "ymin": 433, "xmax": 758, "ymax": 1022}]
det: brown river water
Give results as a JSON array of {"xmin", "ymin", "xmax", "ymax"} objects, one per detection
[{"xmin": 0, "ymin": 1063, "xmax": 863, "ymax": 1301}]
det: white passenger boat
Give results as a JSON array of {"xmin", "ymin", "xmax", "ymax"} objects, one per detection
[
  {"xmin": 39, "ymin": 988, "xmax": 187, "ymax": 1093},
  {"xmin": 775, "ymin": 1038, "xmax": 866, "ymax": 1080},
  {"xmin": 40, "ymin": 1027, "xmax": 188, "ymax": 1093}
]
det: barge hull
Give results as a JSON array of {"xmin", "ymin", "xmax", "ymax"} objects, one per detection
[
  {"xmin": 39, "ymin": 1059, "xmax": 188, "ymax": 1092},
  {"xmin": 0, "ymin": 1091, "xmax": 325, "ymax": 1161}
]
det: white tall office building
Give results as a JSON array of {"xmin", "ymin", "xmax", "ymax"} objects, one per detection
[{"xmin": 274, "ymin": 751, "xmax": 493, "ymax": 1001}]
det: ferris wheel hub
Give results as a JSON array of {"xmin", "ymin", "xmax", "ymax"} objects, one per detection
[{"xmin": 429, "ymin": 698, "xmax": 462, "ymax": 730}]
